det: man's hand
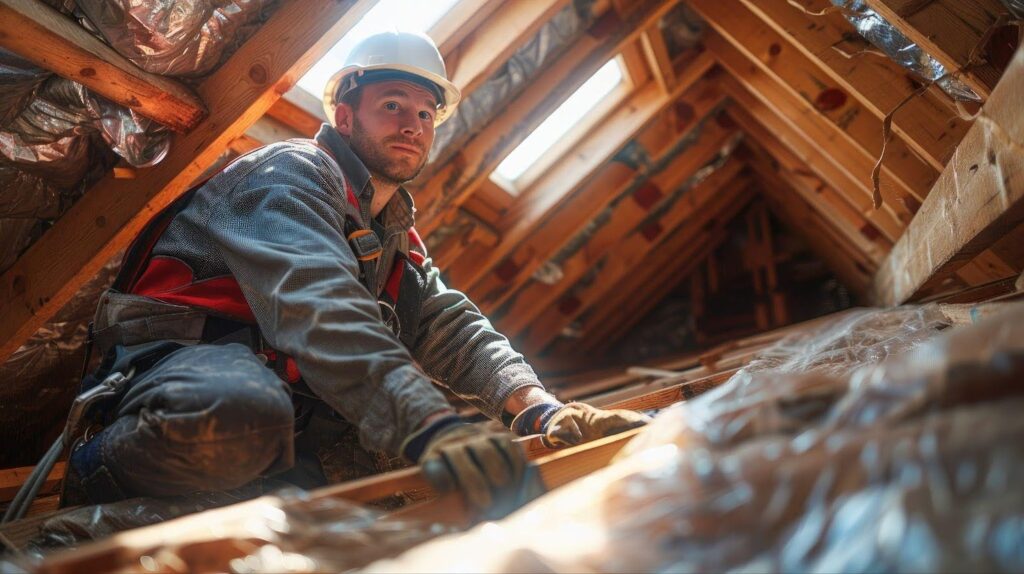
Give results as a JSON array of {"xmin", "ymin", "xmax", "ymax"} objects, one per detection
[
  {"xmin": 543, "ymin": 403, "xmax": 651, "ymax": 447},
  {"xmin": 417, "ymin": 424, "xmax": 526, "ymax": 510},
  {"xmin": 511, "ymin": 401, "xmax": 652, "ymax": 448}
]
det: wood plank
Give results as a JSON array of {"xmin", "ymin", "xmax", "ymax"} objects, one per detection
[
  {"xmin": 430, "ymin": 0, "xmax": 505, "ymax": 57},
  {"xmin": 861, "ymin": 0, "xmax": 1008, "ymax": 99},
  {"xmin": 451, "ymin": 54, "xmax": 718, "ymax": 297},
  {"xmin": 717, "ymin": 63, "xmax": 910, "ymax": 239},
  {"xmin": 871, "ymin": 47, "xmax": 1024, "ymax": 305},
  {"xmin": 640, "ymin": 23, "xmax": 675, "ymax": 94},
  {"xmin": 0, "ymin": 462, "xmax": 65, "ymax": 502},
  {"xmin": 497, "ymin": 146, "xmax": 743, "ymax": 339},
  {"xmin": 264, "ymin": 97, "xmax": 323, "ymax": 137},
  {"xmin": 445, "ymin": 0, "xmax": 571, "ymax": 97},
  {"xmin": 522, "ymin": 179, "xmax": 756, "ymax": 355},
  {"xmin": 409, "ymin": 0, "xmax": 682, "ymax": 236},
  {"xmin": 0, "ymin": 0, "xmax": 376, "ymax": 362},
  {"xmin": 692, "ymin": 2, "xmax": 939, "ymax": 206},
  {"xmin": 738, "ymin": 0, "xmax": 971, "ymax": 171},
  {"xmin": 0, "ymin": 0, "xmax": 206, "ymax": 132}
]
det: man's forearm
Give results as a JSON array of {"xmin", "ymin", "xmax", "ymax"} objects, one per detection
[{"xmin": 503, "ymin": 385, "xmax": 559, "ymax": 416}]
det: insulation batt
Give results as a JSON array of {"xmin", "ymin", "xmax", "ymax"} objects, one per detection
[{"xmin": 364, "ymin": 304, "xmax": 1024, "ymax": 573}]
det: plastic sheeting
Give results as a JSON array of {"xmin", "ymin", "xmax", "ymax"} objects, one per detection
[
  {"xmin": 830, "ymin": 0, "xmax": 981, "ymax": 102},
  {"xmin": 364, "ymin": 303, "xmax": 1024, "ymax": 572},
  {"xmin": 75, "ymin": 0, "xmax": 275, "ymax": 78},
  {"xmin": 1001, "ymin": 0, "xmax": 1024, "ymax": 19}
]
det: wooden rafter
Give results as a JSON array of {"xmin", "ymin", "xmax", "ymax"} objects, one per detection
[
  {"xmin": 871, "ymin": 46, "xmax": 1024, "ymax": 305},
  {"xmin": 731, "ymin": 113, "xmax": 890, "ymax": 265},
  {"xmin": 0, "ymin": 0, "xmax": 206, "ymax": 132},
  {"xmin": 692, "ymin": 2, "xmax": 939, "ymax": 206},
  {"xmin": 521, "ymin": 167, "xmax": 755, "ymax": 356},
  {"xmin": 408, "ymin": 0, "xmax": 681, "ymax": 236},
  {"xmin": 718, "ymin": 74, "xmax": 906, "ymax": 241},
  {"xmin": 860, "ymin": 0, "xmax": 1009, "ymax": 99},
  {"xmin": 0, "ymin": 0, "xmax": 376, "ymax": 362},
  {"xmin": 495, "ymin": 124, "xmax": 741, "ymax": 339},
  {"xmin": 737, "ymin": 0, "xmax": 971, "ymax": 171},
  {"xmin": 639, "ymin": 22, "xmax": 676, "ymax": 94},
  {"xmin": 460, "ymin": 65, "xmax": 720, "ymax": 309}
]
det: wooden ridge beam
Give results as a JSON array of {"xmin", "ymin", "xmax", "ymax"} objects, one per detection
[
  {"xmin": 0, "ymin": 0, "xmax": 206, "ymax": 132},
  {"xmin": 0, "ymin": 0, "xmax": 376, "ymax": 362},
  {"xmin": 450, "ymin": 54, "xmax": 718, "ymax": 296},
  {"xmin": 522, "ymin": 176, "xmax": 756, "ymax": 356},
  {"xmin": 871, "ymin": 47, "xmax": 1024, "ymax": 305},
  {"xmin": 497, "ymin": 142, "xmax": 743, "ymax": 339},
  {"xmin": 861, "ymin": 0, "xmax": 1008, "ymax": 99},
  {"xmin": 445, "ymin": 0, "xmax": 572, "ymax": 98},
  {"xmin": 692, "ymin": 3, "xmax": 938, "ymax": 206},
  {"xmin": 727, "ymin": 108, "xmax": 890, "ymax": 264},
  {"xmin": 409, "ymin": 0, "xmax": 682, "ymax": 236},
  {"xmin": 718, "ymin": 67, "xmax": 908, "ymax": 241},
  {"xmin": 738, "ymin": 0, "xmax": 971, "ymax": 171}
]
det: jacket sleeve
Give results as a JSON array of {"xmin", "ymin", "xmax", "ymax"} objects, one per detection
[
  {"xmin": 411, "ymin": 249, "xmax": 546, "ymax": 421},
  {"xmin": 205, "ymin": 145, "xmax": 453, "ymax": 455}
]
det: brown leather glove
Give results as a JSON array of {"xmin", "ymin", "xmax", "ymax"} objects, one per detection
[
  {"xmin": 542, "ymin": 403, "xmax": 651, "ymax": 448},
  {"xmin": 417, "ymin": 424, "xmax": 526, "ymax": 510}
]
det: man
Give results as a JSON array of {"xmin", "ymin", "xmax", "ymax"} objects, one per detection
[{"xmin": 65, "ymin": 31, "xmax": 648, "ymax": 511}]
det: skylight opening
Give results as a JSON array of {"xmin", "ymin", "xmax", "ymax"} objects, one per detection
[
  {"xmin": 296, "ymin": 0, "xmax": 460, "ymax": 100},
  {"xmin": 492, "ymin": 58, "xmax": 625, "ymax": 189}
]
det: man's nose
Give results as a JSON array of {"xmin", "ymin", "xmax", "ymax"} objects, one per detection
[{"xmin": 400, "ymin": 111, "xmax": 423, "ymax": 137}]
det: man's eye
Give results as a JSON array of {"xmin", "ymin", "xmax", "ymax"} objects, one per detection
[
  {"xmin": 419, "ymin": 111, "xmax": 434, "ymax": 120},
  {"xmin": 384, "ymin": 102, "xmax": 399, "ymax": 111}
]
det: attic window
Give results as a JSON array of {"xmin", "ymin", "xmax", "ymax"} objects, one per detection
[
  {"xmin": 295, "ymin": 0, "xmax": 459, "ymax": 99},
  {"xmin": 491, "ymin": 57, "xmax": 627, "ymax": 194}
]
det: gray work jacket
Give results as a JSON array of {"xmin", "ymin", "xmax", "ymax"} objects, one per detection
[{"xmin": 107, "ymin": 124, "xmax": 543, "ymax": 455}]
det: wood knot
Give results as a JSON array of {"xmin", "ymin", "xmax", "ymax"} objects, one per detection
[
  {"xmin": 814, "ymin": 88, "xmax": 847, "ymax": 112},
  {"xmin": 95, "ymin": 215, "xmax": 107, "ymax": 228},
  {"xmin": 249, "ymin": 64, "xmax": 268, "ymax": 85},
  {"xmin": 12, "ymin": 275, "xmax": 25, "ymax": 296},
  {"xmin": 80, "ymin": 67, "xmax": 96, "ymax": 77},
  {"xmin": 768, "ymin": 43, "xmax": 782, "ymax": 57}
]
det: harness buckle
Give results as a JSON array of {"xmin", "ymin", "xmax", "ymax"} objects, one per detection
[
  {"xmin": 378, "ymin": 300, "xmax": 402, "ymax": 338},
  {"xmin": 347, "ymin": 229, "xmax": 383, "ymax": 262}
]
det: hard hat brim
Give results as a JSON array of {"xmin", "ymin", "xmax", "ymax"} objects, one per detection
[{"xmin": 322, "ymin": 63, "xmax": 462, "ymax": 127}]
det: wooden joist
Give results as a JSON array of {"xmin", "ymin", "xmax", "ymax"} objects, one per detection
[
  {"xmin": 871, "ymin": 47, "xmax": 1024, "ymax": 305},
  {"xmin": 0, "ymin": 0, "xmax": 206, "ymax": 132},
  {"xmin": 0, "ymin": 0, "xmax": 376, "ymax": 362},
  {"xmin": 861, "ymin": 0, "xmax": 1009, "ymax": 99}
]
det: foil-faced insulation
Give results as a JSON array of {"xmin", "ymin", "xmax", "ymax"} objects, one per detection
[
  {"xmin": 830, "ymin": 0, "xmax": 982, "ymax": 102},
  {"xmin": 426, "ymin": 0, "xmax": 597, "ymax": 170},
  {"xmin": 74, "ymin": 0, "xmax": 275, "ymax": 78},
  {"xmin": 659, "ymin": 1, "xmax": 705, "ymax": 60}
]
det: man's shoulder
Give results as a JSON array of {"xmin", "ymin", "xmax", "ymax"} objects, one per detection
[{"xmin": 235, "ymin": 139, "xmax": 339, "ymax": 173}]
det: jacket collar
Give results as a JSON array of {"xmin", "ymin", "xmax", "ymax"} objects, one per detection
[{"xmin": 315, "ymin": 123, "xmax": 417, "ymax": 227}]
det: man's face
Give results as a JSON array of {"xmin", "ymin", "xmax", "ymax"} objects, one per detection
[{"xmin": 335, "ymin": 79, "xmax": 437, "ymax": 187}]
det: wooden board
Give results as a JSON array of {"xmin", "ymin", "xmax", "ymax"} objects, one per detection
[
  {"xmin": 871, "ymin": 47, "xmax": 1024, "ymax": 305},
  {"xmin": 0, "ymin": 0, "xmax": 206, "ymax": 132}
]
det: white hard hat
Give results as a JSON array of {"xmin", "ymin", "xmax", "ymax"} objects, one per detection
[{"xmin": 323, "ymin": 31, "xmax": 461, "ymax": 126}]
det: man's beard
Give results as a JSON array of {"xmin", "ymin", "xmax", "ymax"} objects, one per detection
[{"xmin": 349, "ymin": 116, "xmax": 428, "ymax": 188}]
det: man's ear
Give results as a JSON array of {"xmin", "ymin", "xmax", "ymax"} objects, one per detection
[{"xmin": 334, "ymin": 103, "xmax": 354, "ymax": 137}]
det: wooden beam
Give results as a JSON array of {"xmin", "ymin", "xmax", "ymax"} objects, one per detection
[
  {"xmin": 264, "ymin": 97, "xmax": 324, "ymax": 137},
  {"xmin": 861, "ymin": 0, "xmax": 1008, "ymax": 99},
  {"xmin": 522, "ymin": 178, "xmax": 756, "ymax": 355},
  {"xmin": 430, "ymin": 0, "xmax": 505, "ymax": 57},
  {"xmin": 718, "ymin": 66, "xmax": 909, "ymax": 240},
  {"xmin": 409, "ymin": 0, "xmax": 682, "ymax": 236},
  {"xmin": 445, "ymin": 0, "xmax": 572, "ymax": 97},
  {"xmin": 497, "ymin": 146, "xmax": 743, "ymax": 340},
  {"xmin": 692, "ymin": 2, "xmax": 939, "ymax": 206},
  {"xmin": 738, "ymin": 0, "xmax": 971, "ymax": 171},
  {"xmin": 640, "ymin": 23, "xmax": 675, "ymax": 94},
  {"xmin": 728, "ymin": 108, "xmax": 890, "ymax": 265},
  {"xmin": 0, "ymin": 0, "xmax": 376, "ymax": 362},
  {"xmin": 0, "ymin": 0, "xmax": 206, "ymax": 132},
  {"xmin": 460, "ymin": 68, "xmax": 720, "ymax": 309},
  {"xmin": 871, "ymin": 47, "xmax": 1024, "ymax": 305}
]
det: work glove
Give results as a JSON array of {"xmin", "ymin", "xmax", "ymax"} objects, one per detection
[
  {"xmin": 403, "ymin": 418, "xmax": 526, "ymax": 511},
  {"xmin": 511, "ymin": 402, "xmax": 652, "ymax": 448}
]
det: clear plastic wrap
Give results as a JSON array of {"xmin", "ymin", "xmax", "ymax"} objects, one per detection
[
  {"xmin": 1000, "ymin": 0, "xmax": 1024, "ymax": 19},
  {"xmin": 74, "ymin": 0, "xmax": 275, "ymax": 78},
  {"xmin": 830, "ymin": 0, "xmax": 981, "ymax": 102},
  {"xmin": 364, "ymin": 304, "xmax": 1024, "ymax": 573}
]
